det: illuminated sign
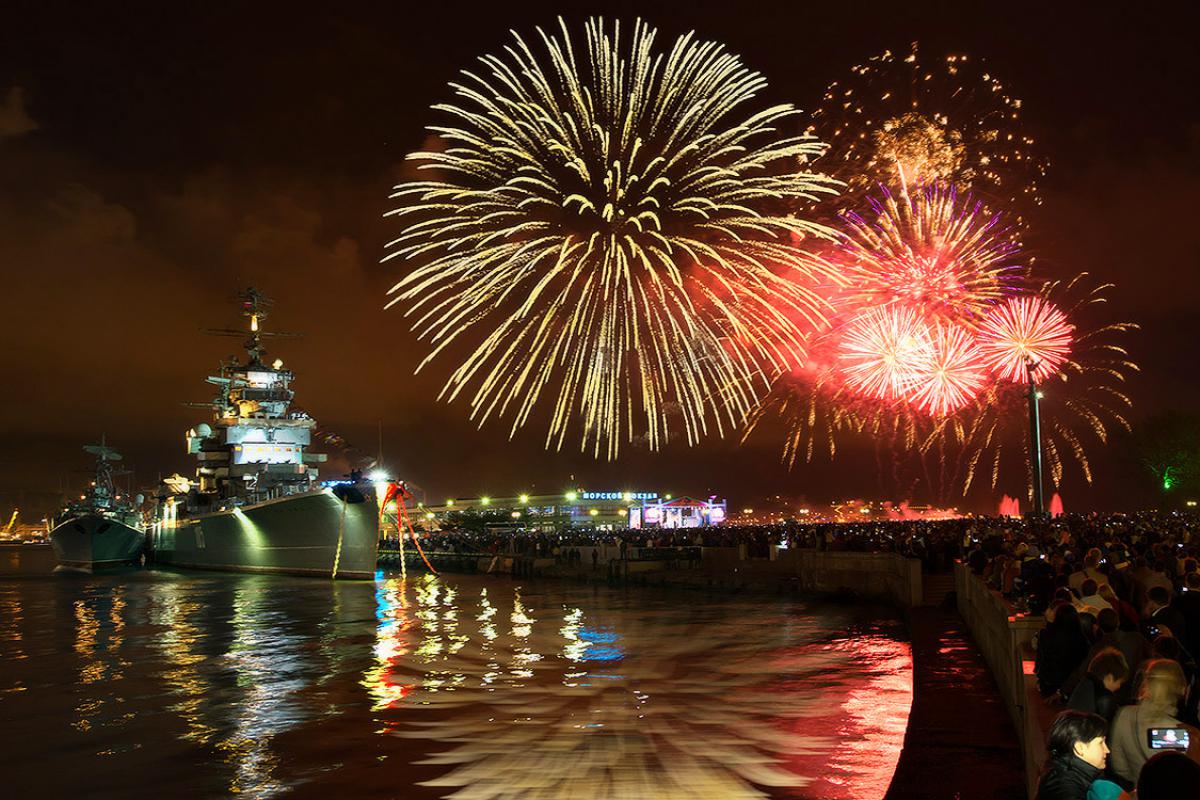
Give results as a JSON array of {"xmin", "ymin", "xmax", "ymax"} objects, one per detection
[{"xmin": 580, "ymin": 491, "xmax": 658, "ymax": 501}]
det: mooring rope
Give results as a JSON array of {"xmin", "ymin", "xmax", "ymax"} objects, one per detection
[{"xmin": 332, "ymin": 496, "xmax": 347, "ymax": 579}]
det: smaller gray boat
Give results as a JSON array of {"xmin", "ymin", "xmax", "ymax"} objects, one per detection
[{"xmin": 50, "ymin": 441, "xmax": 146, "ymax": 571}]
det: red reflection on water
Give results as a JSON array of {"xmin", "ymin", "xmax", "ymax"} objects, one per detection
[{"xmin": 780, "ymin": 635, "xmax": 913, "ymax": 799}]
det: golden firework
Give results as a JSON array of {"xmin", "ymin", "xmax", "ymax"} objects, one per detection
[
  {"xmin": 810, "ymin": 43, "xmax": 1046, "ymax": 228},
  {"xmin": 385, "ymin": 18, "xmax": 840, "ymax": 458}
]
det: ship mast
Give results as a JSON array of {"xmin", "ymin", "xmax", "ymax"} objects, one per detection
[{"xmin": 202, "ymin": 287, "xmax": 297, "ymax": 370}]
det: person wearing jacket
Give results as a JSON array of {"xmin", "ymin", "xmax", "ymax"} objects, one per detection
[
  {"xmin": 1037, "ymin": 602, "xmax": 1092, "ymax": 697},
  {"xmin": 1108, "ymin": 658, "xmax": 1199, "ymax": 785},
  {"xmin": 1067, "ymin": 648, "xmax": 1129, "ymax": 724},
  {"xmin": 1036, "ymin": 711, "xmax": 1110, "ymax": 800}
]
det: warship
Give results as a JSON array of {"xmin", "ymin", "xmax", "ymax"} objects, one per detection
[
  {"xmin": 50, "ymin": 441, "xmax": 147, "ymax": 570},
  {"xmin": 151, "ymin": 289, "xmax": 378, "ymax": 579}
]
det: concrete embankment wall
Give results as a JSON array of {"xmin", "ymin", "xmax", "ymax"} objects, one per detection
[
  {"xmin": 955, "ymin": 563, "xmax": 1052, "ymax": 799},
  {"xmin": 390, "ymin": 547, "xmax": 923, "ymax": 608}
]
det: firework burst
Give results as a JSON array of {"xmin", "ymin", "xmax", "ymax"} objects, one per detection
[
  {"xmin": 910, "ymin": 324, "xmax": 989, "ymax": 417},
  {"xmin": 838, "ymin": 305, "xmax": 933, "ymax": 402},
  {"xmin": 384, "ymin": 18, "xmax": 840, "ymax": 458},
  {"xmin": 837, "ymin": 184, "xmax": 1022, "ymax": 319},
  {"xmin": 976, "ymin": 295, "xmax": 1074, "ymax": 382},
  {"xmin": 809, "ymin": 43, "xmax": 1046, "ymax": 227}
]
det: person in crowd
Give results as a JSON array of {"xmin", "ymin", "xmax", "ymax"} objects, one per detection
[
  {"xmin": 1076, "ymin": 579, "xmax": 1112, "ymax": 611},
  {"xmin": 1066, "ymin": 648, "xmax": 1128, "ymax": 723},
  {"xmin": 1150, "ymin": 634, "xmax": 1184, "ymax": 664},
  {"xmin": 1021, "ymin": 547, "xmax": 1058, "ymax": 614},
  {"xmin": 1108, "ymin": 659, "xmax": 1198, "ymax": 785},
  {"xmin": 1097, "ymin": 582, "xmax": 1140, "ymax": 631},
  {"xmin": 1143, "ymin": 586, "xmax": 1187, "ymax": 644},
  {"xmin": 1176, "ymin": 571, "xmax": 1200, "ymax": 658},
  {"xmin": 968, "ymin": 543, "xmax": 989, "ymax": 576},
  {"xmin": 1037, "ymin": 603, "xmax": 1093, "ymax": 698},
  {"xmin": 1069, "ymin": 550, "xmax": 1109, "ymax": 594},
  {"xmin": 1131, "ymin": 558, "xmax": 1173, "ymax": 606},
  {"xmin": 1035, "ymin": 710, "xmax": 1110, "ymax": 800},
  {"xmin": 1133, "ymin": 750, "xmax": 1200, "ymax": 799},
  {"xmin": 1062, "ymin": 609, "xmax": 1149, "ymax": 702}
]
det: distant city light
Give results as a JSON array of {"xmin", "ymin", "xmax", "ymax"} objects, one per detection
[
  {"xmin": 519, "ymin": 494, "xmax": 529, "ymax": 504},
  {"xmin": 510, "ymin": 511, "xmax": 521, "ymax": 518},
  {"xmin": 481, "ymin": 496, "xmax": 491, "ymax": 505},
  {"xmin": 446, "ymin": 499, "xmax": 455, "ymax": 506},
  {"xmin": 566, "ymin": 491, "xmax": 578, "ymax": 502},
  {"xmin": 588, "ymin": 509, "xmax": 599, "ymax": 516},
  {"xmin": 368, "ymin": 469, "xmax": 388, "ymax": 482}
]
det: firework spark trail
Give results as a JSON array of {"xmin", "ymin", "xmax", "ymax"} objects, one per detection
[{"xmin": 385, "ymin": 18, "xmax": 841, "ymax": 458}]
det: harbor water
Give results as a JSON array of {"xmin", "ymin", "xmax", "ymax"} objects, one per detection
[{"xmin": 0, "ymin": 562, "xmax": 913, "ymax": 798}]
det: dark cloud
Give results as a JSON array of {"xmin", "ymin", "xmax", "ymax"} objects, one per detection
[{"xmin": 0, "ymin": 86, "xmax": 36, "ymax": 141}]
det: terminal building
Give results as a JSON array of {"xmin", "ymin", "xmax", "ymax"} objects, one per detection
[{"xmin": 419, "ymin": 489, "xmax": 727, "ymax": 532}]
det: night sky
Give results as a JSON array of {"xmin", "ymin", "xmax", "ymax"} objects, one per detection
[{"xmin": 3, "ymin": 1, "xmax": 1198, "ymax": 513}]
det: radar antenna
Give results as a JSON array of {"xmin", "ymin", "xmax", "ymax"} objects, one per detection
[{"xmin": 201, "ymin": 287, "xmax": 300, "ymax": 366}]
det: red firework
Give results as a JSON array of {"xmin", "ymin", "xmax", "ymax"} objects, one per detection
[
  {"xmin": 838, "ymin": 184, "xmax": 1021, "ymax": 321},
  {"xmin": 909, "ymin": 324, "xmax": 988, "ymax": 416},
  {"xmin": 977, "ymin": 295, "xmax": 1073, "ymax": 382},
  {"xmin": 838, "ymin": 306, "xmax": 933, "ymax": 402}
]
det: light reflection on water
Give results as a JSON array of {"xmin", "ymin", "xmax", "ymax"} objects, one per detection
[{"xmin": 0, "ymin": 571, "xmax": 911, "ymax": 799}]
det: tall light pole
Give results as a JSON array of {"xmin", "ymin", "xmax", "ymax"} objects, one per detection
[{"xmin": 1026, "ymin": 358, "xmax": 1045, "ymax": 515}]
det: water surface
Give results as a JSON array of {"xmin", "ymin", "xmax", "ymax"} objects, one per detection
[{"xmin": 0, "ymin": 568, "xmax": 912, "ymax": 798}]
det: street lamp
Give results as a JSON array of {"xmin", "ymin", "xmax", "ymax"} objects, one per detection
[{"xmin": 1026, "ymin": 358, "xmax": 1045, "ymax": 516}]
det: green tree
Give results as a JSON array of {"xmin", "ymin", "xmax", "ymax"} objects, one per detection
[{"xmin": 1135, "ymin": 411, "xmax": 1200, "ymax": 504}]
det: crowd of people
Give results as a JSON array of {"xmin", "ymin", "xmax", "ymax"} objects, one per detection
[{"xmin": 403, "ymin": 510, "xmax": 1199, "ymax": 575}]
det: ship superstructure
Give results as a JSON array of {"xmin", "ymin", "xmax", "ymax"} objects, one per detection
[
  {"xmin": 185, "ymin": 288, "xmax": 326, "ymax": 509},
  {"xmin": 49, "ymin": 440, "xmax": 146, "ymax": 570},
  {"xmin": 153, "ymin": 289, "xmax": 378, "ymax": 579}
]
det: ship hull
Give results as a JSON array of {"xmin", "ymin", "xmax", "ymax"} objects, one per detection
[
  {"xmin": 50, "ymin": 514, "xmax": 146, "ymax": 571},
  {"xmin": 153, "ymin": 489, "xmax": 378, "ymax": 580}
]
